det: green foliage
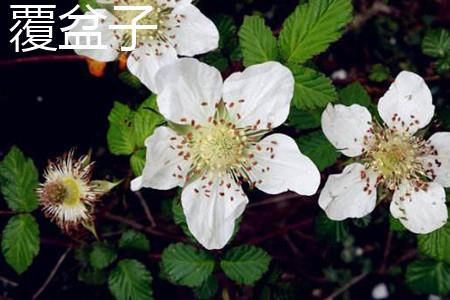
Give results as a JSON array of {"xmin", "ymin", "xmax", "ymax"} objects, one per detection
[
  {"xmin": 1, "ymin": 214, "xmax": 40, "ymax": 274},
  {"xmin": 290, "ymin": 65, "xmax": 337, "ymax": 110},
  {"xmin": 78, "ymin": 268, "xmax": 108, "ymax": 285},
  {"xmin": 239, "ymin": 16, "xmax": 279, "ymax": 66},
  {"xmin": 315, "ymin": 212, "xmax": 349, "ymax": 243},
  {"xmin": 161, "ymin": 243, "xmax": 215, "ymax": 287},
  {"xmin": 108, "ymin": 259, "xmax": 154, "ymax": 300},
  {"xmin": 338, "ymin": 82, "xmax": 371, "ymax": 107},
  {"xmin": 119, "ymin": 229, "xmax": 150, "ymax": 252},
  {"xmin": 0, "ymin": 146, "xmax": 38, "ymax": 212},
  {"xmin": 279, "ymin": 0, "xmax": 353, "ymax": 64},
  {"xmin": 89, "ymin": 242, "xmax": 118, "ymax": 270},
  {"xmin": 220, "ymin": 245, "xmax": 271, "ymax": 285},
  {"xmin": 422, "ymin": 29, "xmax": 450, "ymax": 58},
  {"xmin": 107, "ymin": 96, "xmax": 163, "ymax": 156},
  {"xmin": 287, "ymin": 107, "xmax": 322, "ymax": 130},
  {"xmin": 118, "ymin": 71, "xmax": 144, "ymax": 90},
  {"xmin": 193, "ymin": 276, "xmax": 219, "ymax": 300},
  {"xmin": 78, "ymin": 0, "xmax": 100, "ymax": 12},
  {"xmin": 418, "ymin": 218, "xmax": 450, "ymax": 264},
  {"xmin": 297, "ymin": 131, "xmax": 339, "ymax": 171},
  {"xmin": 130, "ymin": 149, "xmax": 146, "ymax": 176},
  {"xmin": 201, "ymin": 51, "xmax": 229, "ymax": 72},
  {"xmin": 406, "ymin": 259, "xmax": 450, "ymax": 295},
  {"xmin": 215, "ymin": 14, "xmax": 241, "ymax": 60},
  {"xmin": 171, "ymin": 198, "xmax": 195, "ymax": 240},
  {"xmin": 107, "ymin": 102, "xmax": 136, "ymax": 155},
  {"xmin": 389, "ymin": 215, "xmax": 406, "ymax": 232},
  {"xmin": 369, "ymin": 64, "xmax": 390, "ymax": 82}
]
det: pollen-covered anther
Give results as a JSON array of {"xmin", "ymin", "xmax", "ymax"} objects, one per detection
[
  {"xmin": 114, "ymin": 0, "xmax": 174, "ymax": 45},
  {"xmin": 361, "ymin": 123, "xmax": 435, "ymax": 190}
]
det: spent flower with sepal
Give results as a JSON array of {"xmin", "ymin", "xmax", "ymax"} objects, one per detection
[
  {"xmin": 131, "ymin": 58, "xmax": 321, "ymax": 249},
  {"xmin": 37, "ymin": 150, "xmax": 118, "ymax": 234},
  {"xmin": 319, "ymin": 71, "xmax": 450, "ymax": 234},
  {"xmin": 69, "ymin": 0, "xmax": 219, "ymax": 92}
]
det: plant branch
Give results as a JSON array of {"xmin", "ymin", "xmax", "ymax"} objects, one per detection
[
  {"xmin": 32, "ymin": 247, "xmax": 72, "ymax": 300},
  {"xmin": 324, "ymin": 272, "xmax": 369, "ymax": 300},
  {"xmin": 0, "ymin": 55, "xmax": 85, "ymax": 67},
  {"xmin": 103, "ymin": 212, "xmax": 187, "ymax": 242},
  {"xmin": 248, "ymin": 218, "xmax": 313, "ymax": 244},
  {"xmin": 135, "ymin": 191, "xmax": 157, "ymax": 227}
]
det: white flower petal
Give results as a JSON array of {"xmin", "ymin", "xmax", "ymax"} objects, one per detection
[
  {"xmin": 421, "ymin": 132, "xmax": 450, "ymax": 188},
  {"xmin": 157, "ymin": 0, "xmax": 191, "ymax": 8},
  {"xmin": 71, "ymin": 9, "xmax": 121, "ymax": 62},
  {"xmin": 181, "ymin": 174, "xmax": 248, "ymax": 250},
  {"xmin": 131, "ymin": 126, "xmax": 190, "ymax": 191},
  {"xmin": 321, "ymin": 103, "xmax": 373, "ymax": 157},
  {"xmin": 391, "ymin": 181, "xmax": 447, "ymax": 234},
  {"xmin": 378, "ymin": 71, "xmax": 434, "ymax": 134},
  {"xmin": 318, "ymin": 163, "xmax": 378, "ymax": 221},
  {"xmin": 222, "ymin": 62, "xmax": 294, "ymax": 130},
  {"xmin": 250, "ymin": 134, "xmax": 320, "ymax": 196},
  {"xmin": 127, "ymin": 43, "xmax": 178, "ymax": 93},
  {"xmin": 155, "ymin": 58, "xmax": 223, "ymax": 125},
  {"xmin": 170, "ymin": 4, "xmax": 219, "ymax": 56}
]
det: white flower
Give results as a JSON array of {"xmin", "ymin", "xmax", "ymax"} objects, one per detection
[
  {"xmin": 70, "ymin": 0, "xmax": 219, "ymax": 92},
  {"xmin": 131, "ymin": 58, "xmax": 321, "ymax": 249},
  {"xmin": 37, "ymin": 151, "xmax": 113, "ymax": 233},
  {"xmin": 319, "ymin": 71, "xmax": 449, "ymax": 234}
]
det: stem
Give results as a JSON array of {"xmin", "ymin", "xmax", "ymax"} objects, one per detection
[
  {"xmin": 324, "ymin": 272, "xmax": 369, "ymax": 300},
  {"xmin": 32, "ymin": 247, "xmax": 72, "ymax": 300},
  {"xmin": 0, "ymin": 55, "xmax": 85, "ymax": 67}
]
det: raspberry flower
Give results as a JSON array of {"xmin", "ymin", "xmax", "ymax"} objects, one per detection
[
  {"xmin": 70, "ymin": 0, "xmax": 219, "ymax": 92},
  {"xmin": 131, "ymin": 58, "xmax": 321, "ymax": 249},
  {"xmin": 37, "ymin": 151, "xmax": 115, "ymax": 233},
  {"xmin": 319, "ymin": 71, "xmax": 449, "ymax": 234}
]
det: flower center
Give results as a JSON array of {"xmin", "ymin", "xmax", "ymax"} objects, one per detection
[
  {"xmin": 362, "ymin": 124, "xmax": 433, "ymax": 190},
  {"xmin": 190, "ymin": 122, "xmax": 248, "ymax": 173},
  {"xmin": 45, "ymin": 177, "xmax": 81, "ymax": 207},
  {"xmin": 114, "ymin": 0, "xmax": 172, "ymax": 44}
]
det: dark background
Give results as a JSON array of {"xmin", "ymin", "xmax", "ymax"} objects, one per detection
[{"xmin": 0, "ymin": 0, "xmax": 449, "ymax": 299}]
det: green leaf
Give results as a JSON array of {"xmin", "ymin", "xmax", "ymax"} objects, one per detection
[
  {"xmin": 89, "ymin": 242, "xmax": 118, "ymax": 270},
  {"xmin": 279, "ymin": 0, "xmax": 353, "ymax": 64},
  {"xmin": 290, "ymin": 65, "xmax": 337, "ymax": 110},
  {"xmin": 108, "ymin": 259, "xmax": 154, "ymax": 300},
  {"xmin": 78, "ymin": 0, "xmax": 100, "ymax": 13},
  {"xmin": 193, "ymin": 276, "xmax": 219, "ymax": 300},
  {"xmin": 436, "ymin": 55, "xmax": 450, "ymax": 74},
  {"xmin": 369, "ymin": 64, "xmax": 390, "ymax": 82},
  {"xmin": 239, "ymin": 15, "xmax": 279, "ymax": 66},
  {"xmin": 315, "ymin": 212, "xmax": 349, "ymax": 243},
  {"xmin": 297, "ymin": 131, "xmax": 340, "ymax": 171},
  {"xmin": 118, "ymin": 71, "xmax": 144, "ymax": 90},
  {"xmin": 220, "ymin": 245, "xmax": 271, "ymax": 285},
  {"xmin": 201, "ymin": 51, "xmax": 229, "ymax": 72},
  {"xmin": 338, "ymin": 82, "xmax": 371, "ymax": 107},
  {"xmin": 161, "ymin": 243, "xmax": 215, "ymax": 287},
  {"xmin": 1, "ymin": 214, "xmax": 40, "ymax": 274},
  {"xmin": 0, "ymin": 146, "xmax": 38, "ymax": 212},
  {"xmin": 78, "ymin": 267, "xmax": 108, "ymax": 285},
  {"xmin": 422, "ymin": 29, "xmax": 450, "ymax": 58},
  {"xmin": 418, "ymin": 217, "xmax": 450, "ymax": 263},
  {"xmin": 130, "ymin": 149, "xmax": 146, "ymax": 176},
  {"xmin": 171, "ymin": 198, "xmax": 195, "ymax": 240},
  {"xmin": 287, "ymin": 107, "xmax": 322, "ymax": 130},
  {"xmin": 406, "ymin": 259, "xmax": 450, "ymax": 295},
  {"xmin": 107, "ymin": 102, "xmax": 136, "ymax": 155},
  {"xmin": 133, "ymin": 96, "xmax": 164, "ymax": 149},
  {"xmin": 389, "ymin": 215, "xmax": 405, "ymax": 232},
  {"xmin": 119, "ymin": 230, "xmax": 150, "ymax": 252}
]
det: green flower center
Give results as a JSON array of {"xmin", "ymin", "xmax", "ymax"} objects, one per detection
[
  {"xmin": 45, "ymin": 177, "xmax": 81, "ymax": 207},
  {"xmin": 190, "ymin": 122, "xmax": 249, "ymax": 173},
  {"xmin": 362, "ymin": 124, "xmax": 433, "ymax": 190}
]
